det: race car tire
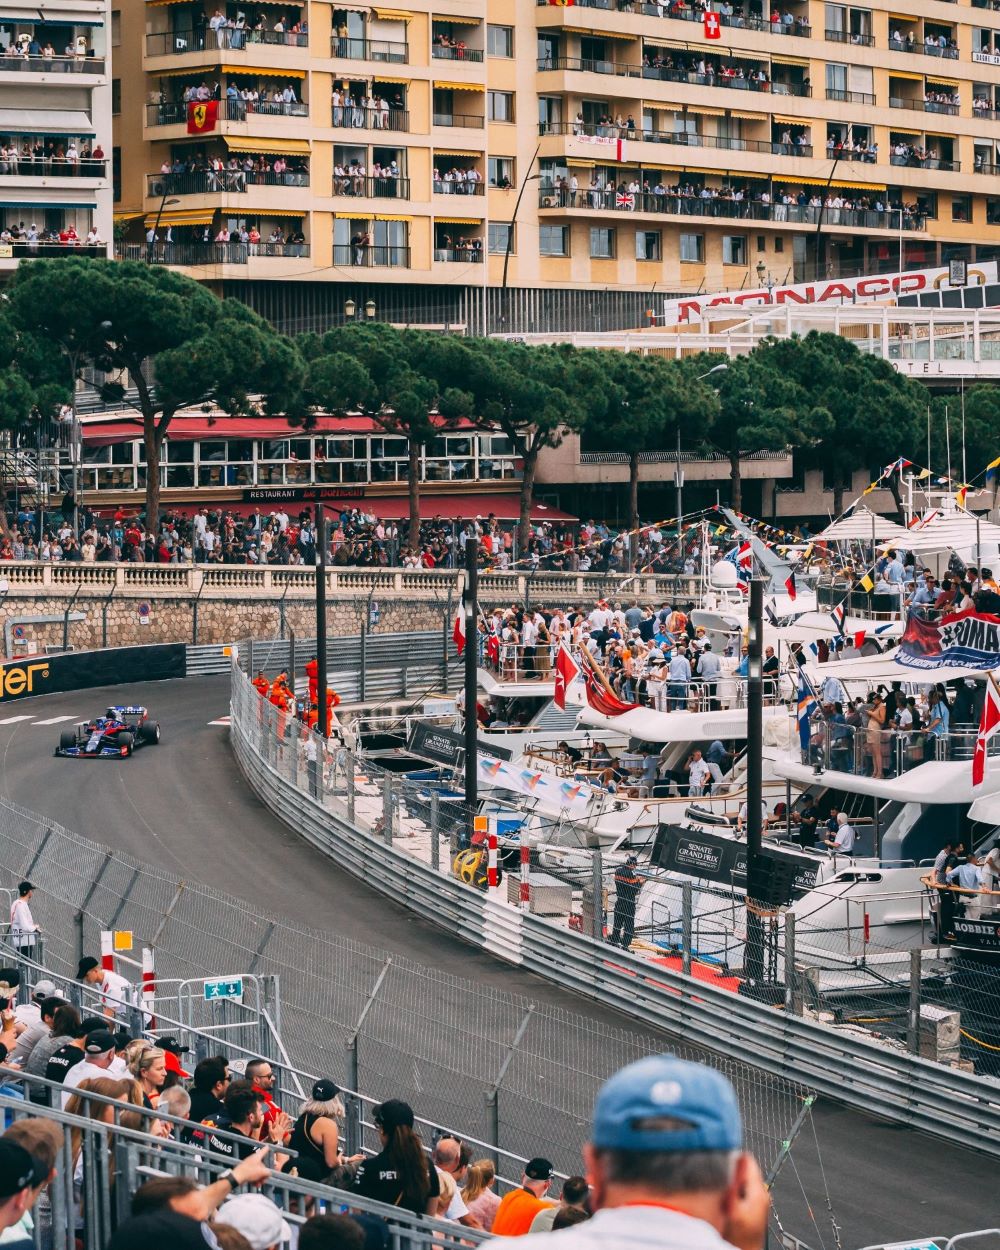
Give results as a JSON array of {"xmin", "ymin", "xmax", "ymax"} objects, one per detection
[
  {"xmin": 59, "ymin": 730, "xmax": 76, "ymax": 750},
  {"xmin": 118, "ymin": 731, "xmax": 135, "ymax": 756},
  {"xmin": 138, "ymin": 722, "xmax": 160, "ymax": 745}
]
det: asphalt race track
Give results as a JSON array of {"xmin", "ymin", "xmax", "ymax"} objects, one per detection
[{"xmin": 0, "ymin": 672, "xmax": 993, "ymax": 1247}]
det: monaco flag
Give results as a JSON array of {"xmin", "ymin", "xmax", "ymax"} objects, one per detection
[
  {"xmin": 704, "ymin": 10, "xmax": 721, "ymax": 37},
  {"xmin": 452, "ymin": 604, "xmax": 466, "ymax": 656},
  {"xmin": 973, "ymin": 674, "xmax": 1000, "ymax": 787},
  {"xmin": 554, "ymin": 643, "xmax": 581, "ymax": 710}
]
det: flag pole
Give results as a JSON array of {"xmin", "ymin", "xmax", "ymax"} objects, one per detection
[
  {"xmin": 464, "ymin": 537, "xmax": 478, "ymax": 835},
  {"xmin": 744, "ymin": 576, "xmax": 766, "ymax": 987}
]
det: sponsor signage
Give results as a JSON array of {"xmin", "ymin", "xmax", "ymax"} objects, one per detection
[
  {"xmin": 652, "ymin": 824, "xmax": 818, "ymax": 900},
  {"xmin": 0, "ymin": 644, "xmax": 186, "ymax": 703},
  {"xmin": 953, "ymin": 918, "xmax": 1000, "ymax": 950},
  {"xmin": 243, "ymin": 486, "xmax": 366, "ymax": 504},
  {"xmin": 896, "ymin": 607, "xmax": 1000, "ymax": 670},
  {"xmin": 974, "ymin": 50, "xmax": 1000, "ymax": 65},
  {"xmin": 662, "ymin": 261, "xmax": 1000, "ymax": 325},
  {"xmin": 406, "ymin": 721, "xmax": 512, "ymax": 768}
]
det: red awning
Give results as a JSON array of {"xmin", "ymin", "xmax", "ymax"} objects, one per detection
[{"xmin": 82, "ymin": 413, "xmax": 480, "ymax": 447}]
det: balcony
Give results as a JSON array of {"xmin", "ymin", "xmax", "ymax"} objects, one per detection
[
  {"xmin": 333, "ymin": 243, "xmax": 410, "ymax": 267},
  {"xmin": 537, "ymin": 188, "xmax": 927, "ymax": 231},
  {"xmin": 123, "ymin": 241, "xmax": 310, "ymax": 266},
  {"xmin": 332, "ymin": 106, "xmax": 409, "ymax": 133},
  {"xmin": 0, "ymin": 51, "xmax": 105, "ymax": 73},
  {"xmin": 825, "ymin": 29, "xmax": 875, "ymax": 46},
  {"xmin": 329, "ymin": 36, "xmax": 407, "ymax": 63},
  {"xmin": 535, "ymin": 0, "xmax": 811, "ymax": 34},
  {"xmin": 432, "ymin": 45, "xmax": 484, "ymax": 62},
  {"xmin": 825, "ymin": 87, "xmax": 876, "ymax": 105},
  {"xmin": 888, "ymin": 145, "xmax": 960, "ymax": 171},
  {"xmin": 0, "ymin": 155, "xmax": 106, "ymax": 178},
  {"xmin": 146, "ymin": 169, "xmax": 309, "ymax": 196},
  {"xmin": 0, "ymin": 239, "xmax": 105, "ymax": 259},
  {"xmin": 889, "ymin": 95, "xmax": 959, "ymax": 115},
  {"xmin": 432, "ymin": 113, "xmax": 485, "ymax": 128},
  {"xmin": 888, "ymin": 35, "xmax": 959, "ymax": 58},
  {"xmin": 540, "ymin": 56, "xmax": 811, "ymax": 97},
  {"xmin": 434, "ymin": 247, "xmax": 483, "ymax": 263},
  {"xmin": 145, "ymin": 28, "xmax": 307, "ymax": 56},
  {"xmin": 432, "ymin": 177, "xmax": 485, "ymax": 194},
  {"xmin": 146, "ymin": 98, "xmax": 308, "ymax": 127},
  {"xmin": 540, "ymin": 120, "xmax": 813, "ymax": 157},
  {"xmin": 333, "ymin": 174, "xmax": 410, "ymax": 199}
]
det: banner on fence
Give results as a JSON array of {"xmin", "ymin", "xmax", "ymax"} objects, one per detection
[
  {"xmin": 0, "ymin": 643, "xmax": 186, "ymax": 702},
  {"xmin": 896, "ymin": 607, "xmax": 1000, "ymax": 670}
]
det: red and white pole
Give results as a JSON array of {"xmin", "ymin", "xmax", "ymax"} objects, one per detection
[
  {"xmin": 100, "ymin": 930, "xmax": 114, "ymax": 972},
  {"xmin": 141, "ymin": 947, "xmax": 156, "ymax": 1028},
  {"xmin": 487, "ymin": 830, "xmax": 498, "ymax": 888},
  {"xmin": 519, "ymin": 828, "xmax": 530, "ymax": 911}
]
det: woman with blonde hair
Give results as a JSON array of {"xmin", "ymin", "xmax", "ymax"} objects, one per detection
[
  {"xmin": 281, "ymin": 1078, "xmax": 363, "ymax": 1184},
  {"xmin": 462, "ymin": 1159, "xmax": 501, "ymax": 1231},
  {"xmin": 129, "ymin": 1046, "xmax": 167, "ymax": 1109}
]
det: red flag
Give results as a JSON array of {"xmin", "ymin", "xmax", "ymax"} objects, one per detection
[
  {"xmin": 583, "ymin": 669, "xmax": 640, "ymax": 718},
  {"xmin": 973, "ymin": 676, "xmax": 1000, "ymax": 787},
  {"xmin": 452, "ymin": 606, "xmax": 465, "ymax": 656},
  {"xmin": 854, "ymin": 630, "xmax": 867, "ymax": 649},
  {"xmin": 486, "ymin": 631, "xmax": 500, "ymax": 666},
  {"xmin": 784, "ymin": 571, "xmax": 797, "ymax": 600},
  {"xmin": 187, "ymin": 99, "xmax": 218, "ymax": 134},
  {"xmin": 554, "ymin": 644, "xmax": 580, "ymax": 710},
  {"xmin": 703, "ymin": 10, "xmax": 721, "ymax": 37}
]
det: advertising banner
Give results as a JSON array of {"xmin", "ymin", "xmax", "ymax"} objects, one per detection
[
  {"xmin": 652, "ymin": 824, "xmax": 819, "ymax": 901},
  {"xmin": 477, "ymin": 755, "xmax": 596, "ymax": 817},
  {"xmin": 0, "ymin": 644, "xmax": 186, "ymax": 703},
  {"xmin": 406, "ymin": 721, "xmax": 512, "ymax": 768},
  {"xmin": 896, "ymin": 607, "xmax": 1000, "ymax": 670}
]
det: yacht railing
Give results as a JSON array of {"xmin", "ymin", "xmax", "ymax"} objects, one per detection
[{"xmin": 802, "ymin": 722, "xmax": 989, "ymax": 775}]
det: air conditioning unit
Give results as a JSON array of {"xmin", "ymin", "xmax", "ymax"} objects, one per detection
[
  {"xmin": 149, "ymin": 180, "xmax": 166, "ymax": 197},
  {"xmin": 542, "ymin": 195, "xmax": 555, "ymax": 207}
]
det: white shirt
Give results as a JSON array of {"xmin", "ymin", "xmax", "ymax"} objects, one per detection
[
  {"xmin": 10, "ymin": 897, "xmax": 37, "ymax": 944},
  {"xmin": 61, "ymin": 1057, "xmax": 115, "ymax": 1108},
  {"xmin": 831, "ymin": 822, "xmax": 855, "ymax": 852},
  {"xmin": 435, "ymin": 1169, "xmax": 469, "ymax": 1221},
  {"xmin": 490, "ymin": 1204, "xmax": 743, "ymax": 1250},
  {"xmin": 688, "ymin": 758, "xmax": 711, "ymax": 786},
  {"xmin": 95, "ymin": 969, "xmax": 132, "ymax": 1016}
]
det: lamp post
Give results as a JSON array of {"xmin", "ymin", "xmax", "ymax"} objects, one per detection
[
  {"xmin": 679, "ymin": 363, "xmax": 728, "ymax": 548},
  {"xmin": 744, "ymin": 577, "xmax": 766, "ymax": 987},
  {"xmin": 364, "ymin": 298, "xmax": 376, "ymax": 320},
  {"xmin": 344, "ymin": 298, "xmax": 356, "ymax": 321},
  {"xmin": 498, "ymin": 142, "xmax": 542, "ymax": 335},
  {"xmin": 147, "ymin": 194, "xmax": 179, "ymax": 263}
]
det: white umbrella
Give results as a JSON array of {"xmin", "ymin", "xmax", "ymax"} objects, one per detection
[{"xmin": 815, "ymin": 505, "xmax": 913, "ymax": 545}]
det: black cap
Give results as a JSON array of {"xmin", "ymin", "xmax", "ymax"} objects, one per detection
[
  {"xmin": 17, "ymin": 880, "xmax": 35, "ymax": 895},
  {"xmin": 107, "ymin": 1212, "xmax": 220, "ymax": 1250},
  {"xmin": 0, "ymin": 1140, "xmax": 48, "ymax": 1199},
  {"xmin": 76, "ymin": 957, "xmax": 100, "ymax": 979},
  {"xmin": 311, "ymin": 1078, "xmax": 340, "ymax": 1102},
  {"xmin": 0, "ymin": 967, "xmax": 21, "ymax": 989},
  {"xmin": 80, "ymin": 1016, "xmax": 110, "ymax": 1036},
  {"xmin": 525, "ymin": 1157, "xmax": 554, "ymax": 1181},
  {"xmin": 373, "ymin": 1099, "xmax": 414, "ymax": 1132},
  {"xmin": 156, "ymin": 1036, "xmax": 190, "ymax": 1057},
  {"xmin": 84, "ymin": 1029, "xmax": 116, "ymax": 1055}
]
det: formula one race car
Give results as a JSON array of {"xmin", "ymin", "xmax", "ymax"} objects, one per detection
[{"xmin": 54, "ymin": 705, "xmax": 162, "ymax": 758}]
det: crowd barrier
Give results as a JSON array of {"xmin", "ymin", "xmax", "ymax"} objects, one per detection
[{"xmin": 228, "ymin": 658, "xmax": 1000, "ymax": 1157}]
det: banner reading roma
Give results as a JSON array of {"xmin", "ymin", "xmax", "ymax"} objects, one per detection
[
  {"xmin": 187, "ymin": 99, "xmax": 219, "ymax": 134},
  {"xmin": 896, "ymin": 607, "xmax": 1000, "ymax": 670}
]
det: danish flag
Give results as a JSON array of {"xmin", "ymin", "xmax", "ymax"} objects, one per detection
[{"xmin": 704, "ymin": 11, "xmax": 721, "ymax": 37}]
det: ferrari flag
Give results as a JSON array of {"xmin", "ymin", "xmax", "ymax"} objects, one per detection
[{"xmin": 187, "ymin": 100, "xmax": 218, "ymax": 134}]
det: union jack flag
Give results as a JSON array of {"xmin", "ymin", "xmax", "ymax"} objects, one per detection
[{"xmin": 616, "ymin": 192, "xmax": 635, "ymax": 210}]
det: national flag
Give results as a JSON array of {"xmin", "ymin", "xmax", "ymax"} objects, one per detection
[
  {"xmin": 784, "ymin": 571, "xmax": 797, "ymax": 600},
  {"xmin": 452, "ymin": 604, "xmax": 466, "ymax": 655},
  {"xmin": 583, "ymin": 668, "xmax": 639, "ymax": 718},
  {"xmin": 796, "ymin": 676, "xmax": 817, "ymax": 751},
  {"xmin": 486, "ymin": 630, "xmax": 500, "ymax": 666},
  {"xmin": 974, "ymin": 676, "xmax": 1000, "ymax": 787},
  {"xmin": 703, "ymin": 10, "xmax": 721, "ymax": 37},
  {"xmin": 829, "ymin": 605, "xmax": 847, "ymax": 635},
  {"xmin": 724, "ymin": 541, "xmax": 752, "ymax": 591},
  {"xmin": 614, "ymin": 137, "xmax": 628, "ymax": 163},
  {"xmin": 187, "ymin": 99, "xmax": 218, "ymax": 134},
  {"xmin": 986, "ymin": 455, "xmax": 1000, "ymax": 483},
  {"xmin": 548, "ymin": 0, "xmax": 575, "ymax": 4},
  {"xmin": 616, "ymin": 192, "xmax": 635, "ymax": 210},
  {"xmin": 554, "ymin": 643, "xmax": 581, "ymax": 710}
]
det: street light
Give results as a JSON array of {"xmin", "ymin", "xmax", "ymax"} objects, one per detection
[
  {"xmin": 148, "ymin": 195, "xmax": 179, "ymax": 263},
  {"xmin": 696, "ymin": 362, "xmax": 728, "ymax": 381},
  {"xmin": 364, "ymin": 298, "xmax": 376, "ymax": 320},
  {"xmin": 344, "ymin": 298, "xmax": 356, "ymax": 320}
]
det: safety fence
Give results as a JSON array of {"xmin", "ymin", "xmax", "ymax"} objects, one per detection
[
  {"xmin": 0, "ymin": 777, "xmax": 807, "ymax": 1186},
  {"xmin": 227, "ymin": 659, "xmax": 1000, "ymax": 1156},
  {"xmin": 0, "ymin": 1077, "xmax": 487, "ymax": 1250}
]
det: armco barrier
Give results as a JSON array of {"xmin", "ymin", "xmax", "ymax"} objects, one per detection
[{"xmin": 230, "ymin": 662, "xmax": 1000, "ymax": 1156}]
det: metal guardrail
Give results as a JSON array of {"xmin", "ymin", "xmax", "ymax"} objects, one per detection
[{"xmin": 229, "ymin": 659, "xmax": 1000, "ymax": 1156}]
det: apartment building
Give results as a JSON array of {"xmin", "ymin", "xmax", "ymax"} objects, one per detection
[
  {"xmin": 112, "ymin": 0, "xmax": 1000, "ymax": 332},
  {"xmin": 0, "ymin": 0, "xmax": 112, "ymax": 267}
]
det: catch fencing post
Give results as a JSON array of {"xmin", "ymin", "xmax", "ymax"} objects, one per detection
[
  {"xmin": 681, "ymin": 880, "xmax": 693, "ymax": 976},
  {"xmin": 345, "ymin": 958, "xmax": 393, "ymax": 1156},
  {"xmin": 347, "ymin": 755, "xmax": 355, "ymax": 824},
  {"xmin": 484, "ymin": 1005, "xmax": 535, "ymax": 1175},
  {"xmin": 591, "ymin": 849, "xmax": 604, "ymax": 942},
  {"xmin": 908, "ymin": 948, "xmax": 922, "ymax": 1055},
  {"xmin": 785, "ymin": 913, "xmax": 802, "ymax": 1015},
  {"xmin": 430, "ymin": 790, "xmax": 440, "ymax": 872}
]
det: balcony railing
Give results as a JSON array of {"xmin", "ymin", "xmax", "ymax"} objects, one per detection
[
  {"xmin": 534, "ymin": 0, "xmax": 811, "ymax": 34},
  {"xmin": 888, "ymin": 152, "xmax": 960, "ymax": 170},
  {"xmin": 538, "ymin": 56, "xmax": 811, "ymax": 96},
  {"xmin": 537, "ymin": 188, "xmax": 927, "ymax": 231},
  {"xmin": 889, "ymin": 95, "xmax": 959, "ymax": 114},
  {"xmin": 0, "ymin": 52, "xmax": 105, "ymax": 72},
  {"xmin": 330, "ymin": 36, "xmax": 408, "ymax": 62},
  {"xmin": 432, "ymin": 112, "xmax": 486, "ymax": 127},
  {"xmin": 126, "ymin": 241, "xmax": 310, "ymax": 265},
  {"xmin": 889, "ymin": 38, "xmax": 959, "ymax": 57},
  {"xmin": 333, "ymin": 243, "xmax": 410, "ymax": 267},
  {"xmin": 822, "ymin": 145, "xmax": 879, "ymax": 162},
  {"xmin": 825, "ymin": 87, "xmax": 876, "ymax": 105},
  {"xmin": 147, "ymin": 169, "xmax": 309, "ymax": 196},
  {"xmin": 434, "ymin": 246, "xmax": 483, "ymax": 262},
  {"xmin": 332, "ymin": 106, "xmax": 409, "ymax": 132},
  {"xmin": 0, "ymin": 156, "xmax": 106, "ymax": 177},
  {"xmin": 975, "ymin": 160, "xmax": 1000, "ymax": 174},
  {"xmin": 0, "ymin": 240, "xmax": 105, "ymax": 258},
  {"xmin": 333, "ymin": 174, "xmax": 410, "ymax": 199},
  {"xmin": 540, "ymin": 120, "xmax": 812, "ymax": 156},
  {"xmin": 147, "ymin": 98, "xmax": 308, "ymax": 126},
  {"xmin": 432, "ymin": 45, "xmax": 484, "ymax": 61},
  {"xmin": 432, "ymin": 178, "xmax": 486, "ymax": 194},
  {"xmin": 145, "ymin": 28, "xmax": 307, "ymax": 56},
  {"xmin": 824, "ymin": 29, "xmax": 876, "ymax": 45}
]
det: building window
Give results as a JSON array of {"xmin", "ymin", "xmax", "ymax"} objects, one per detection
[
  {"xmin": 774, "ymin": 237, "xmax": 784, "ymax": 253},
  {"xmin": 636, "ymin": 230, "xmax": 661, "ymax": 261},
  {"xmin": 756, "ymin": 235, "xmax": 766, "ymax": 252},
  {"xmin": 111, "ymin": 78, "xmax": 121, "ymax": 115},
  {"xmin": 487, "ymin": 24, "xmax": 513, "ymax": 57},
  {"xmin": 722, "ymin": 235, "xmax": 747, "ymax": 265},
  {"xmin": 952, "ymin": 194, "xmax": 972, "ymax": 222},
  {"xmin": 590, "ymin": 227, "xmax": 615, "ymax": 259},
  {"xmin": 539, "ymin": 225, "xmax": 569, "ymax": 256},
  {"xmin": 111, "ymin": 9, "xmax": 120, "ymax": 44},
  {"xmin": 487, "ymin": 91, "xmax": 515, "ymax": 122},
  {"xmin": 113, "ymin": 146, "xmax": 121, "ymax": 203},
  {"xmin": 488, "ymin": 156, "xmax": 514, "ymax": 188},
  {"xmin": 680, "ymin": 233, "xmax": 704, "ymax": 263},
  {"xmin": 488, "ymin": 222, "xmax": 513, "ymax": 254}
]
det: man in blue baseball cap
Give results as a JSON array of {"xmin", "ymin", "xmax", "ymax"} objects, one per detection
[{"xmin": 490, "ymin": 1054, "xmax": 769, "ymax": 1249}]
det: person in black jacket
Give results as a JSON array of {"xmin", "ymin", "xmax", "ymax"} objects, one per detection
[{"xmin": 611, "ymin": 857, "xmax": 643, "ymax": 949}]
